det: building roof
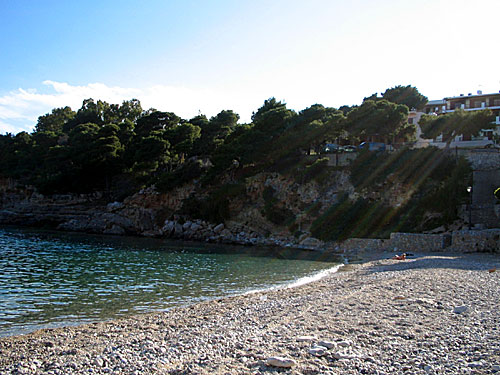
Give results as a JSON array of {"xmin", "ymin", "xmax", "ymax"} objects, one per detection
[
  {"xmin": 426, "ymin": 99, "xmax": 446, "ymax": 106},
  {"xmin": 444, "ymin": 92, "xmax": 500, "ymax": 100}
]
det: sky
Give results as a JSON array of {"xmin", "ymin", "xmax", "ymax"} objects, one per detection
[{"xmin": 1, "ymin": 0, "xmax": 500, "ymax": 134}]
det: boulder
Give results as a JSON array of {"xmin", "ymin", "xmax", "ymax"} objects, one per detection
[
  {"xmin": 299, "ymin": 237, "xmax": 323, "ymax": 248},
  {"xmin": 213, "ymin": 223, "xmax": 225, "ymax": 233},
  {"xmin": 162, "ymin": 220, "xmax": 175, "ymax": 236},
  {"xmin": 214, "ymin": 223, "xmax": 224, "ymax": 234},
  {"xmin": 173, "ymin": 222, "xmax": 184, "ymax": 237},
  {"xmin": 220, "ymin": 228, "xmax": 232, "ymax": 238},
  {"xmin": 103, "ymin": 225, "xmax": 125, "ymax": 235},
  {"xmin": 106, "ymin": 202, "xmax": 124, "ymax": 211},
  {"xmin": 190, "ymin": 223, "xmax": 202, "ymax": 232}
]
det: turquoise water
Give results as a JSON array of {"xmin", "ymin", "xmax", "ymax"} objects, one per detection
[{"xmin": 0, "ymin": 227, "xmax": 341, "ymax": 337}]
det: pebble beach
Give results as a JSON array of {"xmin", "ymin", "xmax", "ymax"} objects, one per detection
[{"xmin": 1, "ymin": 251, "xmax": 499, "ymax": 375}]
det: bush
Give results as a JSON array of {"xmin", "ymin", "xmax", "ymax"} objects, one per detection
[
  {"xmin": 156, "ymin": 159, "xmax": 205, "ymax": 192},
  {"xmin": 310, "ymin": 194, "xmax": 398, "ymax": 241},
  {"xmin": 180, "ymin": 183, "xmax": 246, "ymax": 223},
  {"xmin": 261, "ymin": 185, "xmax": 295, "ymax": 226}
]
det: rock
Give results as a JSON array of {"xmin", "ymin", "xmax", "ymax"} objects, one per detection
[
  {"xmin": 492, "ymin": 365, "xmax": 500, "ymax": 372},
  {"xmin": 453, "ymin": 305, "xmax": 468, "ymax": 314},
  {"xmin": 182, "ymin": 221, "xmax": 192, "ymax": 230},
  {"xmin": 266, "ymin": 356, "xmax": 296, "ymax": 368},
  {"xmin": 103, "ymin": 225, "xmax": 125, "ymax": 235},
  {"xmin": 173, "ymin": 223, "xmax": 184, "ymax": 237},
  {"xmin": 332, "ymin": 351, "xmax": 358, "ymax": 360},
  {"xmin": 468, "ymin": 362, "xmax": 483, "ymax": 368},
  {"xmin": 337, "ymin": 340, "xmax": 352, "ymax": 347},
  {"xmin": 299, "ymin": 237, "xmax": 323, "ymax": 248},
  {"xmin": 190, "ymin": 223, "xmax": 202, "ymax": 232},
  {"xmin": 296, "ymin": 335, "xmax": 316, "ymax": 342},
  {"xmin": 220, "ymin": 229, "xmax": 232, "ymax": 238},
  {"xmin": 92, "ymin": 357, "xmax": 104, "ymax": 367},
  {"xmin": 309, "ymin": 346, "xmax": 328, "ymax": 356},
  {"xmin": 318, "ymin": 340, "xmax": 336, "ymax": 349},
  {"xmin": 162, "ymin": 220, "xmax": 175, "ymax": 236},
  {"xmin": 106, "ymin": 202, "xmax": 123, "ymax": 211},
  {"xmin": 214, "ymin": 223, "xmax": 225, "ymax": 234}
]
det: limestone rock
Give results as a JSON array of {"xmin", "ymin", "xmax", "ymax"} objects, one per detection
[
  {"xmin": 173, "ymin": 223, "xmax": 183, "ymax": 237},
  {"xmin": 103, "ymin": 225, "xmax": 125, "ymax": 235},
  {"xmin": 453, "ymin": 305, "xmax": 468, "ymax": 314},
  {"xmin": 266, "ymin": 356, "xmax": 296, "ymax": 368},
  {"xmin": 309, "ymin": 346, "xmax": 328, "ymax": 356},
  {"xmin": 214, "ymin": 223, "xmax": 225, "ymax": 233},
  {"xmin": 162, "ymin": 220, "xmax": 175, "ymax": 236},
  {"xmin": 318, "ymin": 340, "xmax": 336, "ymax": 349},
  {"xmin": 299, "ymin": 237, "xmax": 323, "ymax": 248},
  {"xmin": 296, "ymin": 335, "xmax": 316, "ymax": 342}
]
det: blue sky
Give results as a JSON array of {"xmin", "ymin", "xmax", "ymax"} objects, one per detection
[{"xmin": 1, "ymin": 0, "xmax": 500, "ymax": 133}]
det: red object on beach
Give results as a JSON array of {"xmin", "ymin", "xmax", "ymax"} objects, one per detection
[{"xmin": 392, "ymin": 254, "xmax": 406, "ymax": 260}]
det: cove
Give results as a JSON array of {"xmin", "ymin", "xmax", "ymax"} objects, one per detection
[{"xmin": 0, "ymin": 227, "xmax": 341, "ymax": 337}]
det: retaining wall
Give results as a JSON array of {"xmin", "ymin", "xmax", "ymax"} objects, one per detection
[{"xmin": 337, "ymin": 230, "xmax": 500, "ymax": 254}]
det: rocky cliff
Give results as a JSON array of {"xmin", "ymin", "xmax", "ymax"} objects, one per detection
[{"xmin": 0, "ymin": 170, "xmax": 352, "ymax": 249}]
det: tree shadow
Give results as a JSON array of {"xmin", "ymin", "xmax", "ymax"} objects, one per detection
[{"xmin": 358, "ymin": 252, "xmax": 499, "ymax": 274}]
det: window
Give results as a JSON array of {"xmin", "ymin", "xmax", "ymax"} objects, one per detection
[
  {"xmin": 408, "ymin": 118, "xmax": 414, "ymax": 124},
  {"xmin": 493, "ymin": 99, "xmax": 500, "ymax": 106}
]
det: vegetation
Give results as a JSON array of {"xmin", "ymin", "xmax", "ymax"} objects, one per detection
[
  {"xmin": 311, "ymin": 148, "xmax": 471, "ymax": 241},
  {"xmin": 419, "ymin": 109, "xmax": 495, "ymax": 145},
  {"xmin": 0, "ymin": 85, "xmax": 478, "ymax": 238}
]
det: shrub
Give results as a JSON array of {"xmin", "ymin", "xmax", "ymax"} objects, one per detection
[
  {"xmin": 156, "ymin": 159, "xmax": 205, "ymax": 192},
  {"xmin": 261, "ymin": 185, "xmax": 295, "ymax": 226},
  {"xmin": 180, "ymin": 183, "xmax": 246, "ymax": 223}
]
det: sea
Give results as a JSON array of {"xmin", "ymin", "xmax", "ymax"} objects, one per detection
[{"xmin": 0, "ymin": 227, "xmax": 342, "ymax": 337}]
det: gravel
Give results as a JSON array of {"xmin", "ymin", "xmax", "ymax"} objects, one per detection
[{"xmin": 1, "ymin": 251, "xmax": 499, "ymax": 374}]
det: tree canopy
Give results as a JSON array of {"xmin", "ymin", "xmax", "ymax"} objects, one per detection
[
  {"xmin": 419, "ymin": 109, "xmax": 495, "ymax": 144},
  {"xmin": 0, "ymin": 85, "xmax": 428, "ymax": 196}
]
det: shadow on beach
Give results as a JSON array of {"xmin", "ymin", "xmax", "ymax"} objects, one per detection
[{"xmin": 361, "ymin": 252, "xmax": 500, "ymax": 273}]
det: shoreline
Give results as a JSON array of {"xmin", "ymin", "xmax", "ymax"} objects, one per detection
[{"xmin": 1, "ymin": 251, "xmax": 499, "ymax": 374}]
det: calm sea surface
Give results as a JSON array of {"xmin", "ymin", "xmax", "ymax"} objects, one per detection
[{"xmin": 0, "ymin": 227, "xmax": 341, "ymax": 337}]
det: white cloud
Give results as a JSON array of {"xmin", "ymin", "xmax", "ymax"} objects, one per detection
[{"xmin": 0, "ymin": 81, "xmax": 262, "ymax": 134}]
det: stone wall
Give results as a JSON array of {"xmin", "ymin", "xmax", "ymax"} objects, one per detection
[
  {"xmin": 457, "ymin": 149, "xmax": 500, "ymax": 170},
  {"xmin": 335, "ymin": 230, "xmax": 500, "ymax": 254},
  {"xmin": 450, "ymin": 229, "xmax": 500, "ymax": 253}
]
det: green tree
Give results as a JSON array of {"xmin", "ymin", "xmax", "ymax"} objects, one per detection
[
  {"xmin": 419, "ymin": 109, "xmax": 495, "ymax": 146},
  {"xmin": 194, "ymin": 110, "xmax": 239, "ymax": 156},
  {"xmin": 346, "ymin": 99, "xmax": 410, "ymax": 142},
  {"xmin": 35, "ymin": 106, "xmax": 76, "ymax": 134},
  {"xmin": 135, "ymin": 111, "xmax": 180, "ymax": 136},
  {"xmin": 382, "ymin": 85, "xmax": 428, "ymax": 110}
]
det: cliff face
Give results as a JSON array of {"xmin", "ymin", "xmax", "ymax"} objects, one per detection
[{"xmin": 0, "ymin": 170, "xmax": 353, "ymax": 247}]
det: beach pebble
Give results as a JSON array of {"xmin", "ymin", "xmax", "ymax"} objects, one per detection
[
  {"xmin": 318, "ymin": 340, "xmax": 336, "ymax": 349},
  {"xmin": 453, "ymin": 305, "xmax": 468, "ymax": 314},
  {"xmin": 266, "ymin": 356, "xmax": 296, "ymax": 368},
  {"xmin": 337, "ymin": 340, "xmax": 352, "ymax": 347},
  {"xmin": 296, "ymin": 335, "xmax": 316, "ymax": 342},
  {"xmin": 492, "ymin": 365, "xmax": 500, "ymax": 372},
  {"xmin": 309, "ymin": 346, "xmax": 328, "ymax": 356}
]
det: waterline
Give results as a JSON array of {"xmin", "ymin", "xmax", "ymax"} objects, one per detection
[{"xmin": 0, "ymin": 227, "xmax": 341, "ymax": 337}]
